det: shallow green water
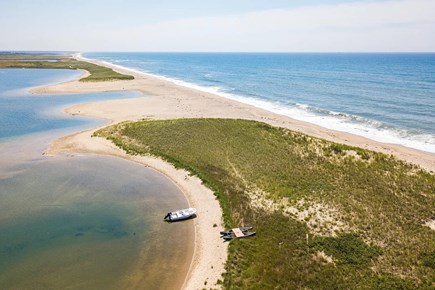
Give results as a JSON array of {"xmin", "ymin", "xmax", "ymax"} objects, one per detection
[{"xmin": 0, "ymin": 155, "xmax": 193, "ymax": 290}]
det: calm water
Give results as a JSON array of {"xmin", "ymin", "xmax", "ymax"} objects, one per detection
[
  {"xmin": 0, "ymin": 155, "xmax": 193, "ymax": 290},
  {"xmin": 0, "ymin": 69, "xmax": 141, "ymax": 139},
  {"xmin": 85, "ymin": 52, "xmax": 435, "ymax": 153},
  {"xmin": 0, "ymin": 68, "xmax": 193, "ymax": 289}
]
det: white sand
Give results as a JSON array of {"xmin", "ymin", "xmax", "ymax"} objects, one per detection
[
  {"xmin": 47, "ymin": 130, "xmax": 225, "ymax": 289},
  {"xmin": 33, "ymin": 56, "xmax": 435, "ymax": 173},
  {"xmin": 33, "ymin": 55, "xmax": 435, "ymax": 289}
]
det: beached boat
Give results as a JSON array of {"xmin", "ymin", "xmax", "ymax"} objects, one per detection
[
  {"xmin": 221, "ymin": 227, "xmax": 256, "ymax": 241},
  {"xmin": 164, "ymin": 207, "xmax": 197, "ymax": 222},
  {"xmin": 220, "ymin": 226, "xmax": 253, "ymax": 236}
]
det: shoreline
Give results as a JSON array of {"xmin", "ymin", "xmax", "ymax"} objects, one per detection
[
  {"xmin": 41, "ymin": 55, "xmax": 229, "ymax": 289},
  {"xmin": 34, "ymin": 55, "xmax": 435, "ymax": 172},
  {"xmin": 47, "ymin": 129, "xmax": 227, "ymax": 290},
  {"xmin": 33, "ymin": 54, "xmax": 435, "ymax": 289},
  {"xmin": 77, "ymin": 53, "xmax": 435, "ymax": 155}
]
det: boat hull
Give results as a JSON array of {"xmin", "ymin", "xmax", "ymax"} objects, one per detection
[
  {"xmin": 220, "ymin": 227, "xmax": 256, "ymax": 241},
  {"xmin": 164, "ymin": 207, "xmax": 197, "ymax": 222}
]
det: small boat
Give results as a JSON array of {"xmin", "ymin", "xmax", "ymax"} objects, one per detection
[
  {"xmin": 164, "ymin": 208, "xmax": 197, "ymax": 222},
  {"xmin": 220, "ymin": 226, "xmax": 253, "ymax": 236},
  {"xmin": 221, "ymin": 227, "xmax": 256, "ymax": 241}
]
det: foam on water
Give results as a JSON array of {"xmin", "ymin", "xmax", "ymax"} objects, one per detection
[
  {"xmin": 84, "ymin": 52, "xmax": 435, "ymax": 154},
  {"xmin": 216, "ymin": 92, "xmax": 435, "ymax": 153}
]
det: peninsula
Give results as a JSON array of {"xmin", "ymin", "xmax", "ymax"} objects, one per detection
[{"xmin": 4, "ymin": 53, "xmax": 434, "ymax": 289}]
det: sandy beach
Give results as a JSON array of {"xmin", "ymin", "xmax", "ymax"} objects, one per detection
[{"xmin": 32, "ymin": 55, "xmax": 435, "ymax": 289}]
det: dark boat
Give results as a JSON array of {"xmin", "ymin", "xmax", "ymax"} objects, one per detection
[
  {"xmin": 220, "ymin": 226, "xmax": 253, "ymax": 236},
  {"xmin": 220, "ymin": 227, "xmax": 256, "ymax": 241}
]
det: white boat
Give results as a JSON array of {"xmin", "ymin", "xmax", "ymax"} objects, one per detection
[{"xmin": 164, "ymin": 208, "xmax": 197, "ymax": 222}]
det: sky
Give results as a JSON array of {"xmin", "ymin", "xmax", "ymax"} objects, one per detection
[{"xmin": 1, "ymin": 0, "xmax": 434, "ymax": 52}]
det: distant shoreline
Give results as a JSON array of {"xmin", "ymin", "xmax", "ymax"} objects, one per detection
[
  {"xmin": 81, "ymin": 52, "xmax": 435, "ymax": 155},
  {"xmin": 34, "ymin": 54, "xmax": 435, "ymax": 172}
]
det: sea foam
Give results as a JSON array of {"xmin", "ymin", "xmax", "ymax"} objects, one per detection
[{"xmin": 82, "ymin": 53, "xmax": 435, "ymax": 154}]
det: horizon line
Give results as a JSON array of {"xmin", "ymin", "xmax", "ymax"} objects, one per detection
[{"xmin": 2, "ymin": 50, "xmax": 435, "ymax": 54}]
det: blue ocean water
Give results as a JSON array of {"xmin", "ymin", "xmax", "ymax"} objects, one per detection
[
  {"xmin": 0, "ymin": 69, "xmax": 141, "ymax": 139},
  {"xmin": 85, "ymin": 52, "xmax": 435, "ymax": 153}
]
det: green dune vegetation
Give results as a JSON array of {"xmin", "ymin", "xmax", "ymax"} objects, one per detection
[
  {"xmin": 95, "ymin": 118, "xmax": 435, "ymax": 289},
  {"xmin": 0, "ymin": 53, "xmax": 133, "ymax": 82}
]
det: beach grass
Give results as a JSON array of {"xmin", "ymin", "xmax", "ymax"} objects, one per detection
[
  {"xmin": 0, "ymin": 53, "xmax": 134, "ymax": 82},
  {"xmin": 95, "ymin": 118, "xmax": 434, "ymax": 289}
]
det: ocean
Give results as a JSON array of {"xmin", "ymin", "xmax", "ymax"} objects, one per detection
[{"xmin": 85, "ymin": 52, "xmax": 435, "ymax": 153}]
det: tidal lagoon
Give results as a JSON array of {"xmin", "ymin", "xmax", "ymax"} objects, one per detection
[{"xmin": 0, "ymin": 68, "xmax": 193, "ymax": 289}]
